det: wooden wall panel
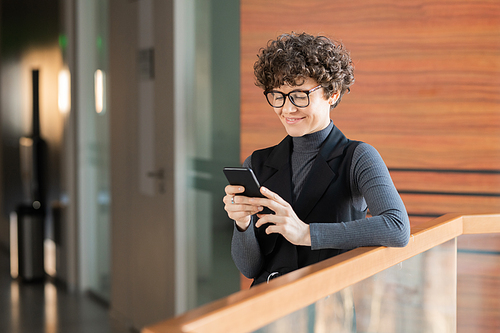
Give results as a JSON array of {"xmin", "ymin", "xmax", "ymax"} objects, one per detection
[
  {"xmin": 390, "ymin": 171, "xmax": 500, "ymax": 195},
  {"xmin": 241, "ymin": 4, "xmax": 500, "ymax": 328},
  {"xmin": 400, "ymin": 193, "xmax": 500, "ymax": 216},
  {"xmin": 241, "ymin": 0, "xmax": 500, "ymax": 223}
]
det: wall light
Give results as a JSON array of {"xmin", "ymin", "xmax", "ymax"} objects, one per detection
[
  {"xmin": 58, "ymin": 67, "xmax": 71, "ymax": 114},
  {"xmin": 94, "ymin": 69, "xmax": 106, "ymax": 114},
  {"xmin": 44, "ymin": 239, "xmax": 57, "ymax": 277},
  {"xmin": 10, "ymin": 212, "xmax": 18, "ymax": 279}
]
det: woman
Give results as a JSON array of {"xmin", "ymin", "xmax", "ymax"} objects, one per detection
[{"xmin": 224, "ymin": 32, "xmax": 410, "ymax": 286}]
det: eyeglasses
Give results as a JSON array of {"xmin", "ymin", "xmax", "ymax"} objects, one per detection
[{"xmin": 264, "ymin": 85, "xmax": 323, "ymax": 108}]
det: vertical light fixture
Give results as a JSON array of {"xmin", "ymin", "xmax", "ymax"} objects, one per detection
[
  {"xmin": 94, "ymin": 69, "xmax": 105, "ymax": 114},
  {"xmin": 44, "ymin": 239, "xmax": 57, "ymax": 277},
  {"xmin": 58, "ymin": 67, "xmax": 71, "ymax": 114},
  {"xmin": 10, "ymin": 212, "xmax": 18, "ymax": 279}
]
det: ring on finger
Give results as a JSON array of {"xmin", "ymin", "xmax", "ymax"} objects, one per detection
[{"xmin": 231, "ymin": 196, "xmax": 235, "ymax": 204}]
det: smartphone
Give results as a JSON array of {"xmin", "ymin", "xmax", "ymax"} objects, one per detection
[
  {"xmin": 223, "ymin": 167, "xmax": 265, "ymax": 198},
  {"xmin": 223, "ymin": 167, "xmax": 273, "ymax": 214}
]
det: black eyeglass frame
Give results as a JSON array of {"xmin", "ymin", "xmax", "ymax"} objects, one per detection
[{"xmin": 263, "ymin": 84, "xmax": 323, "ymax": 108}]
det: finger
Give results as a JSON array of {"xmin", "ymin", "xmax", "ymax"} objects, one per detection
[
  {"xmin": 255, "ymin": 218, "xmax": 270, "ymax": 229},
  {"xmin": 225, "ymin": 185, "xmax": 245, "ymax": 195},
  {"xmin": 260, "ymin": 187, "xmax": 290, "ymax": 207},
  {"xmin": 224, "ymin": 193, "xmax": 243, "ymax": 205},
  {"xmin": 248, "ymin": 196, "xmax": 287, "ymax": 217},
  {"xmin": 229, "ymin": 210, "xmax": 263, "ymax": 227},
  {"xmin": 228, "ymin": 210, "xmax": 257, "ymax": 221},
  {"xmin": 223, "ymin": 194, "xmax": 236, "ymax": 205},
  {"xmin": 264, "ymin": 224, "xmax": 281, "ymax": 235},
  {"xmin": 226, "ymin": 205, "xmax": 263, "ymax": 216},
  {"xmin": 255, "ymin": 214, "xmax": 285, "ymax": 228},
  {"xmin": 224, "ymin": 197, "xmax": 263, "ymax": 214},
  {"xmin": 247, "ymin": 190, "xmax": 285, "ymax": 210},
  {"xmin": 224, "ymin": 194, "xmax": 259, "ymax": 207}
]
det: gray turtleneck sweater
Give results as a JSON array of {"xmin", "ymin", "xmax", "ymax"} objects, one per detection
[{"xmin": 231, "ymin": 122, "xmax": 410, "ymax": 279}]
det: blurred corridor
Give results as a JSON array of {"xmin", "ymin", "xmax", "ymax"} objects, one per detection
[{"xmin": 0, "ymin": 248, "xmax": 131, "ymax": 333}]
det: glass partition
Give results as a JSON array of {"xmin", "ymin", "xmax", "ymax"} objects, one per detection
[
  {"xmin": 254, "ymin": 239, "xmax": 457, "ymax": 333},
  {"xmin": 181, "ymin": 0, "xmax": 241, "ymax": 309},
  {"xmin": 457, "ymin": 233, "xmax": 500, "ymax": 332},
  {"xmin": 76, "ymin": 0, "xmax": 110, "ymax": 300}
]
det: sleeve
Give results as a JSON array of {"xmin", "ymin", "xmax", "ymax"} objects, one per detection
[
  {"xmin": 309, "ymin": 143, "xmax": 411, "ymax": 250},
  {"xmin": 230, "ymin": 156, "xmax": 264, "ymax": 278}
]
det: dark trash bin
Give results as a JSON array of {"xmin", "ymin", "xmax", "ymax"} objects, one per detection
[{"xmin": 10, "ymin": 204, "xmax": 45, "ymax": 281}]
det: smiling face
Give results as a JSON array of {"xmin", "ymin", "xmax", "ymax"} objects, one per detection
[{"xmin": 272, "ymin": 77, "xmax": 339, "ymax": 137}]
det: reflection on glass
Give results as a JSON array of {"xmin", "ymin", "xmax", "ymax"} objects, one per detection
[
  {"xmin": 44, "ymin": 239, "xmax": 57, "ymax": 277},
  {"xmin": 457, "ymin": 233, "xmax": 500, "ymax": 331},
  {"xmin": 44, "ymin": 283, "xmax": 58, "ymax": 333},
  {"xmin": 355, "ymin": 239, "xmax": 456, "ymax": 332},
  {"xmin": 254, "ymin": 239, "xmax": 457, "ymax": 333},
  {"xmin": 10, "ymin": 281, "xmax": 20, "ymax": 332},
  {"xmin": 254, "ymin": 290, "xmax": 356, "ymax": 333},
  {"xmin": 182, "ymin": 0, "xmax": 241, "ymax": 310}
]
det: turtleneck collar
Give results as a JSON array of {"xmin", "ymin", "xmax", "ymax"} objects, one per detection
[{"xmin": 292, "ymin": 121, "xmax": 334, "ymax": 153}]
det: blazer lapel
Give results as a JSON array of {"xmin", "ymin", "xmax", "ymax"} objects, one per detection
[
  {"xmin": 259, "ymin": 136, "xmax": 293, "ymax": 205},
  {"xmin": 293, "ymin": 126, "xmax": 349, "ymax": 221},
  {"xmin": 255, "ymin": 136, "xmax": 293, "ymax": 255}
]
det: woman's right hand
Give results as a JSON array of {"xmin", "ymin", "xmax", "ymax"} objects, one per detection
[{"xmin": 223, "ymin": 185, "xmax": 263, "ymax": 231}]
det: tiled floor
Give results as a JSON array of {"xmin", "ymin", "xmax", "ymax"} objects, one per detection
[{"xmin": 0, "ymin": 249, "xmax": 132, "ymax": 333}]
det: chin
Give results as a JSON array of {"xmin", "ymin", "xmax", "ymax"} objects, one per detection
[{"xmin": 285, "ymin": 128, "xmax": 307, "ymax": 137}]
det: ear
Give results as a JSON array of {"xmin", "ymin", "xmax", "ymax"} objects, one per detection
[{"xmin": 329, "ymin": 91, "xmax": 341, "ymax": 105}]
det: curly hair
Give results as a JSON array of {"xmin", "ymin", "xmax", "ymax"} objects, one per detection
[{"xmin": 254, "ymin": 32, "xmax": 354, "ymax": 109}]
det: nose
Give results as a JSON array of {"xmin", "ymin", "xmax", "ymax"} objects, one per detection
[{"xmin": 281, "ymin": 96, "xmax": 297, "ymax": 114}]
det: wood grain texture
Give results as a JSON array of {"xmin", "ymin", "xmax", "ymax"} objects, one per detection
[
  {"xmin": 241, "ymin": 0, "xmax": 500, "ymax": 170},
  {"xmin": 240, "ymin": 3, "xmax": 500, "ymax": 274},
  {"xmin": 400, "ymin": 193, "xmax": 500, "ymax": 216},
  {"xmin": 239, "ymin": 4, "xmax": 500, "ymax": 331},
  {"xmin": 390, "ymin": 171, "xmax": 500, "ymax": 195}
]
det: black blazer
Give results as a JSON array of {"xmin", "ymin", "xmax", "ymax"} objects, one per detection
[{"xmin": 250, "ymin": 126, "xmax": 366, "ymax": 285}]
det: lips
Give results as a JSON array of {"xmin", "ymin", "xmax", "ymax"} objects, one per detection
[{"xmin": 285, "ymin": 117, "xmax": 304, "ymax": 124}]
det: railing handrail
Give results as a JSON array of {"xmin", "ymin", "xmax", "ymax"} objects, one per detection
[{"xmin": 142, "ymin": 213, "xmax": 500, "ymax": 333}]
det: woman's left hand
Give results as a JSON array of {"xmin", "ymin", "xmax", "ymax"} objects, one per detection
[{"xmin": 253, "ymin": 187, "xmax": 311, "ymax": 246}]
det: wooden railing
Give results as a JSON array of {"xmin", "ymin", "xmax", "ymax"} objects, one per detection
[{"xmin": 142, "ymin": 213, "xmax": 500, "ymax": 333}]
